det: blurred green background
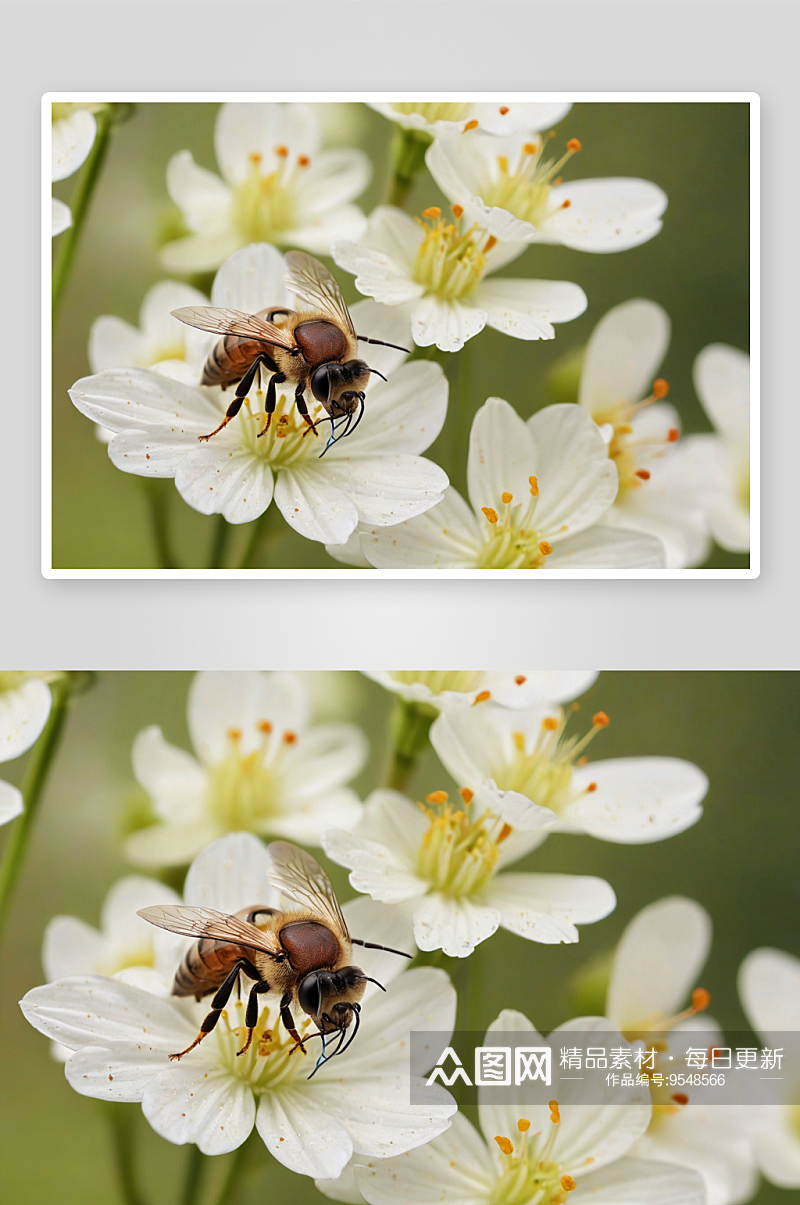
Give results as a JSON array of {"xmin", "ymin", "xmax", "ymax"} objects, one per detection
[
  {"xmin": 51, "ymin": 102, "xmax": 751, "ymax": 570},
  {"xmin": 0, "ymin": 671, "xmax": 795, "ymax": 1203}
]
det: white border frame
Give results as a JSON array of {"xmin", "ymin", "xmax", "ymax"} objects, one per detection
[{"xmin": 42, "ymin": 91, "xmax": 760, "ymax": 580}]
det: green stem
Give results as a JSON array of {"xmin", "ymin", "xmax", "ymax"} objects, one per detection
[
  {"xmin": 0, "ymin": 677, "xmax": 72, "ymax": 941},
  {"xmin": 384, "ymin": 699, "xmax": 434, "ymax": 792},
  {"xmin": 239, "ymin": 504, "xmax": 284, "ymax": 569},
  {"xmin": 208, "ymin": 514, "xmax": 232, "ymax": 570},
  {"xmin": 386, "ymin": 127, "xmax": 431, "ymax": 209},
  {"xmin": 179, "ymin": 1145, "xmax": 206, "ymax": 1205},
  {"xmin": 448, "ymin": 340, "xmax": 470, "ymax": 481},
  {"xmin": 52, "ymin": 107, "xmax": 113, "ymax": 320},
  {"xmin": 210, "ymin": 1141, "xmax": 250, "ymax": 1205},
  {"xmin": 141, "ymin": 480, "xmax": 178, "ymax": 570},
  {"xmin": 105, "ymin": 1104, "xmax": 149, "ymax": 1205}
]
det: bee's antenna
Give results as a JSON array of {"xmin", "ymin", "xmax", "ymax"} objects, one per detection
[
  {"xmin": 354, "ymin": 975, "xmax": 386, "ymax": 992},
  {"xmin": 366, "ymin": 367, "xmax": 387, "ymax": 382},
  {"xmin": 351, "ymin": 939, "xmax": 413, "ymax": 959},
  {"xmin": 336, "ymin": 1003, "xmax": 361, "ymax": 1057},
  {"xmin": 357, "ymin": 335, "xmax": 410, "ymax": 354}
]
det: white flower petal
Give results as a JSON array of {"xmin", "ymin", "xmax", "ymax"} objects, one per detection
[
  {"xmin": 0, "ymin": 780, "xmax": 22, "ymax": 826},
  {"xmin": 413, "ymin": 892, "xmax": 499, "ymax": 957},
  {"xmin": 317, "ymin": 455, "xmax": 448, "ymax": 528},
  {"xmin": 175, "ymin": 445, "xmax": 275, "ymax": 524},
  {"xmin": 349, "ymin": 299, "xmax": 413, "ymax": 379},
  {"xmin": 474, "ymin": 279, "xmax": 587, "ymax": 340},
  {"xmin": 467, "ymin": 397, "xmax": 540, "ymax": 518},
  {"xmin": 20, "ymin": 976, "xmax": 193, "ymax": 1051},
  {"xmin": 752, "ymin": 1110, "xmax": 800, "ymax": 1188},
  {"xmin": 290, "ymin": 204, "xmax": 369, "ymax": 256},
  {"xmin": 132, "ymin": 725, "xmax": 207, "ymax": 823},
  {"xmin": 579, "ymin": 300, "xmax": 670, "ymax": 415},
  {"xmin": 70, "ymin": 368, "xmax": 220, "ymax": 436},
  {"xmin": 140, "ymin": 281, "xmax": 210, "ymax": 351},
  {"xmin": 607, "ymin": 897, "xmax": 712, "ymax": 1030},
  {"xmin": 188, "ymin": 670, "xmax": 309, "ymax": 764},
  {"xmin": 341, "ymin": 206, "xmax": 422, "ymax": 273},
  {"xmin": 526, "ymin": 404, "xmax": 619, "ymax": 537},
  {"xmin": 256, "ymin": 1087, "xmax": 353, "ymax": 1179},
  {"xmin": 52, "ymin": 109, "xmax": 96, "ymax": 181},
  {"xmin": 693, "ymin": 344, "xmax": 750, "ymax": 444},
  {"xmin": 483, "ymin": 671, "xmax": 598, "ymax": 708},
  {"xmin": 215, "ymin": 102, "xmax": 320, "ymax": 186},
  {"xmin": 308, "ymin": 1078, "xmax": 454, "ymax": 1160},
  {"xmin": 64, "ymin": 1041, "xmax": 179, "ymax": 1101},
  {"xmin": 315, "ymin": 1159, "xmax": 364, "ymax": 1205},
  {"xmin": 274, "ymin": 465, "xmax": 359, "ymax": 545},
  {"xmin": 634, "ymin": 1108, "xmax": 758, "ymax": 1205},
  {"xmin": 265, "ymin": 788, "xmax": 364, "ymax": 845},
  {"xmin": 88, "ymin": 317, "xmax": 144, "ymax": 374},
  {"xmin": 124, "ymin": 820, "xmax": 222, "ymax": 869},
  {"xmin": 165, "ymin": 150, "xmax": 232, "ymax": 234},
  {"xmin": 325, "ymin": 527, "xmax": 373, "ymax": 568},
  {"xmin": 51, "ymin": 196, "xmax": 71, "ymax": 237},
  {"xmin": 102, "ymin": 875, "xmax": 180, "ymax": 951},
  {"xmin": 298, "ymin": 149, "xmax": 371, "ymax": 216},
  {"xmin": 183, "ymin": 832, "xmax": 277, "ymax": 914},
  {"xmin": 331, "ymin": 966, "xmax": 456, "ymax": 1073},
  {"xmin": 341, "ymin": 897, "xmax": 417, "ymax": 993},
  {"xmin": 143, "ymin": 1063, "xmax": 256, "ymax": 1155},
  {"xmin": 0, "ymin": 679, "xmax": 52, "ymax": 762},
  {"xmin": 484, "ymin": 872, "xmax": 616, "ymax": 943},
  {"xmin": 738, "ymin": 947, "xmax": 800, "ymax": 1035},
  {"xmin": 327, "ymin": 362, "xmax": 447, "ymax": 458},
  {"xmin": 161, "ymin": 232, "xmax": 244, "ymax": 274},
  {"xmin": 547, "ymin": 526, "xmax": 667, "ymax": 568},
  {"xmin": 411, "ymin": 295, "xmax": 486, "ymax": 352},
  {"xmin": 334, "ymin": 238, "xmax": 425, "ymax": 305},
  {"xmin": 281, "ymin": 723, "xmax": 368, "ymax": 800},
  {"xmin": 212, "ymin": 242, "xmax": 290, "ymax": 312},
  {"xmin": 42, "ymin": 917, "xmax": 104, "ymax": 980},
  {"xmin": 563, "ymin": 758, "xmax": 707, "ymax": 843},
  {"xmin": 471, "ymin": 101, "xmax": 573, "ymax": 136},
  {"xmin": 323, "ymin": 828, "xmax": 427, "ymax": 904},
  {"xmin": 541, "ymin": 179, "xmax": 667, "ymax": 252},
  {"xmin": 572, "ymin": 1158, "xmax": 705, "ymax": 1204},
  {"xmin": 353, "ymin": 1111, "xmax": 495, "ymax": 1205},
  {"xmin": 359, "ymin": 487, "xmax": 481, "ymax": 568}
]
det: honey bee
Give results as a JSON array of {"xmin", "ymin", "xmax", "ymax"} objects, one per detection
[
  {"xmin": 138, "ymin": 841, "xmax": 411, "ymax": 1074},
  {"xmin": 171, "ymin": 251, "xmax": 408, "ymax": 454}
]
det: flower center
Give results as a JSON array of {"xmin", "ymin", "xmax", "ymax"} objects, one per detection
[
  {"xmin": 390, "ymin": 671, "xmax": 484, "ymax": 694},
  {"xmin": 590, "ymin": 380, "xmax": 677, "ymax": 494},
  {"xmin": 231, "ymin": 148, "xmax": 310, "ymax": 245},
  {"xmin": 492, "ymin": 1108, "xmax": 580, "ymax": 1205},
  {"xmin": 492, "ymin": 708, "xmax": 610, "ymax": 815},
  {"xmin": 205, "ymin": 722, "xmax": 298, "ymax": 833},
  {"xmin": 214, "ymin": 997, "xmax": 315, "ymax": 1094},
  {"xmin": 412, "ymin": 207, "xmax": 495, "ymax": 301},
  {"xmin": 392, "ymin": 102, "xmax": 471, "ymax": 124},
  {"xmin": 475, "ymin": 483, "xmax": 554, "ymax": 569},
  {"xmin": 482, "ymin": 137, "xmax": 582, "ymax": 231},
  {"xmin": 229, "ymin": 389, "xmax": 330, "ymax": 466},
  {"xmin": 415, "ymin": 789, "xmax": 507, "ymax": 898},
  {"xmin": 620, "ymin": 989, "xmax": 711, "ymax": 1134}
]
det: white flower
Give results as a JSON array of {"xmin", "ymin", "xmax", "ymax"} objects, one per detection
[
  {"xmin": 685, "ymin": 344, "xmax": 751, "ymax": 553},
  {"xmin": 430, "ymin": 703, "xmax": 707, "ymax": 842},
  {"xmin": 330, "ymin": 399, "xmax": 666, "ymax": 569},
  {"xmin": 427, "ymin": 131, "xmax": 667, "ymax": 252},
  {"xmin": 69, "ymin": 243, "xmax": 449, "ymax": 540},
  {"xmin": 576, "ymin": 300, "xmax": 710, "ymax": 568},
  {"xmin": 323, "ymin": 788, "xmax": 615, "ymax": 958},
  {"xmin": 333, "ymin": 206, "xmax": 587, "ymax": 353},
  {"xmin": 0, "ymin": 673, "xmax": 57, "ymax": 828},
  {"xmin": 161, "ymin": 103, "xmax": 370, "ymax": 273},
  {"xmin": 607, "ymin": 898, "xmax": 757, "ymax": 1205},
  {"xmin": 363, "ymin": 671, "xmax": 598, "ymax": 712},
  {"xmin": 124, "ymin": 670, "xmax": 367, "ymax": 868},
  {"xmin": 738, "ymin": 947, "xmax": 800, "ymax": 1189},
  {"xmin": 325, "ymin": 1008, "xmax": 704, "ymax": 1205},
  {"xmin": 51, "ymin": 102, "xmax": 102, "ymax": 236},
  {"xmin": 21, "ymin": 834, "xmax": 457, "ymax": 1176},
  {"xmin": 369, "ymin": 101, "xmax": 573, "ymax": 139}
]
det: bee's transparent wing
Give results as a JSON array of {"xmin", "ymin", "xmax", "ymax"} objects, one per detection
[
  {"xmin": 170, "ymin": 306, "xmax": 296, "ymax": 348},
  {"xmin": 284, "ymin": 251, "xmax": 356, "ymax": 338},
  {"xmin": 267, "ymin": 841, "xmax": 350, "ymax": 941},
  {"xmin": 137, "ymin": 904, "xmax": 281, "ymax": 955}
]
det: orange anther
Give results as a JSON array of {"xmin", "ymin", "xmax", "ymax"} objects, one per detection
[
  {"xmin": 592, "ymin": 712, "xmax": 610, "ymax": 727},
  {"xmin": 586, "ymin": 782, "xmax": 598, "ymax": 793},
  {"xmin": 653, "ymin": 378, "xmax": 669, "ymax": 398},
  {"xmin": 422, "ymin": 206, "xmax": 441, "ymax": 219},
  {"xmin": 671, "ymin": 1093, "xmax": 689, "ymax": 1106},
  {"xmin": 452, "ymin": 204, "xmax": 464, "ymax": 218},
  {"xmin": 482, "ymin": 507, "xmax": 499, "ymax": 524},
  {"xmin": 542, "ymin": 717, "xmax": 559, "ymax": 731},
  {"xmin": 517, "ymin": 1118, "xmax": 531, "ymax": 1132},
  {"xmin": 560, "ymin": 1176, "xmax": 577, "ymax": 1192},
  {"xmin": 523, "ymin": 142, "xmax": 538, "ymax": 155},
  {"xmin": 529, "ymin": 475, "xmax": 539, "ymax": 496},
  {"xmin": 635, "ymin": 469, "xmax": 651, "ymax": 481},
  {"xmin": 538, "ymin": 540, "xmax": 553, "ymax": 556},
  {"xmin": 485, "ymin": 235, "xmax": 497, "ymax": 251},
  {"xmin": 460, "ymin": 787, "xmax": 474, "ymax": 804},
  {"xmin": 554, "ymin": 175, "xmax": 563, "ymax": 185},
  {"xmin": 549, "ymin": 1100, "xmax": 560, "ymax": 1123},
  {"xmin": 275, "ymin": 145, "xmax": 289, "ymax": 158},
  {"xmin": 515, "ymin": 675, "xmax": 527, "ymax": 685},
  {"xmin": 499, "ymin": 106, "xmax": 510, "ymax": 115},
  {"xmin": 249, "ymin": 152, "xmax": 263, "ymax": 166},
  {"xmin": 228, "ymin": 728, "xmax": 242, "ymax": 742},
  {"xmin": 473, "ymin": 690, "xmax": 492, "ymax": 705},
  {"xmin": 578, "ymin": 755, "xmax": 587, "ymax": 765},
  {"xmin": 297, "ymin": 154, "xmax": 310, "ymax": 167},
  {"xmin": 668, "ymin": 428, "xmax": 679, "ymax": 442},
  {"xmin": 257, "ymin": 720, "xmax": 273, "ymax": 734},
  {"xmin": 692, "ymin": 988, "xmax": 711, "ymax": 1012},
  {"xmin": 567, "ymin": 138, "xmax": 582, "ymax": 151},
  {"xmin": 463, "ymin": 119, "xmax": 479, "ymax": 132},
  {"xmin": 494, "ymin": 1136, "xmax": 514, "ymax": 1155},
  {"xmin": 283, "ymin": 731, "xmax": 297, "ymax": 745},
  {"xmin": 426, "ymin": 790, "xmax": 449, "ymax": 804},
  {"xmin": 501, "ymin": 492, "xmax": 513, "ymax": 504},
  {"xmin": 561, "ymin": 199, "xmax": 572, "ymax": 209},
  {"xmin": 497, "ymin": 823, "xmax": 513, "ymax": 843}
]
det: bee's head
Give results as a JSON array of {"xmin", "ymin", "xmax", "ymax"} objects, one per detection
[
  {"xmin": 310, "ymin": 360, "xmax": 371, "ymax": 415},
  {"xmin": 297, "ymin": 966, "xmax": 367, "ymax": 1031}
]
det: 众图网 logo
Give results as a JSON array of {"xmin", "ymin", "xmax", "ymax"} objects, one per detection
[{"xmin": 426, "ymin": 1044, "xmax": 552, "ymax": 1087}]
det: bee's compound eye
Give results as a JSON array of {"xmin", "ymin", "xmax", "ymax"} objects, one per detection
[
  {"xmin": 310, "ymin": 366, "xmax": 332, "ymax": 403},
  {"xmin": 298, "ymin": 973, "xmax": 322, "ymax": 1017}
]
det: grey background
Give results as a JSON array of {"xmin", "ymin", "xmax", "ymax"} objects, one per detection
[{"xmin": 0, "ymin": 0, "xmax": 794, "ymax": 666}]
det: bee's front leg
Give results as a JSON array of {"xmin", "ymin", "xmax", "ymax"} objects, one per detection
[{"xmin": 280, "ymin": 992, "xmax": 308, "ymax": 1054}]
